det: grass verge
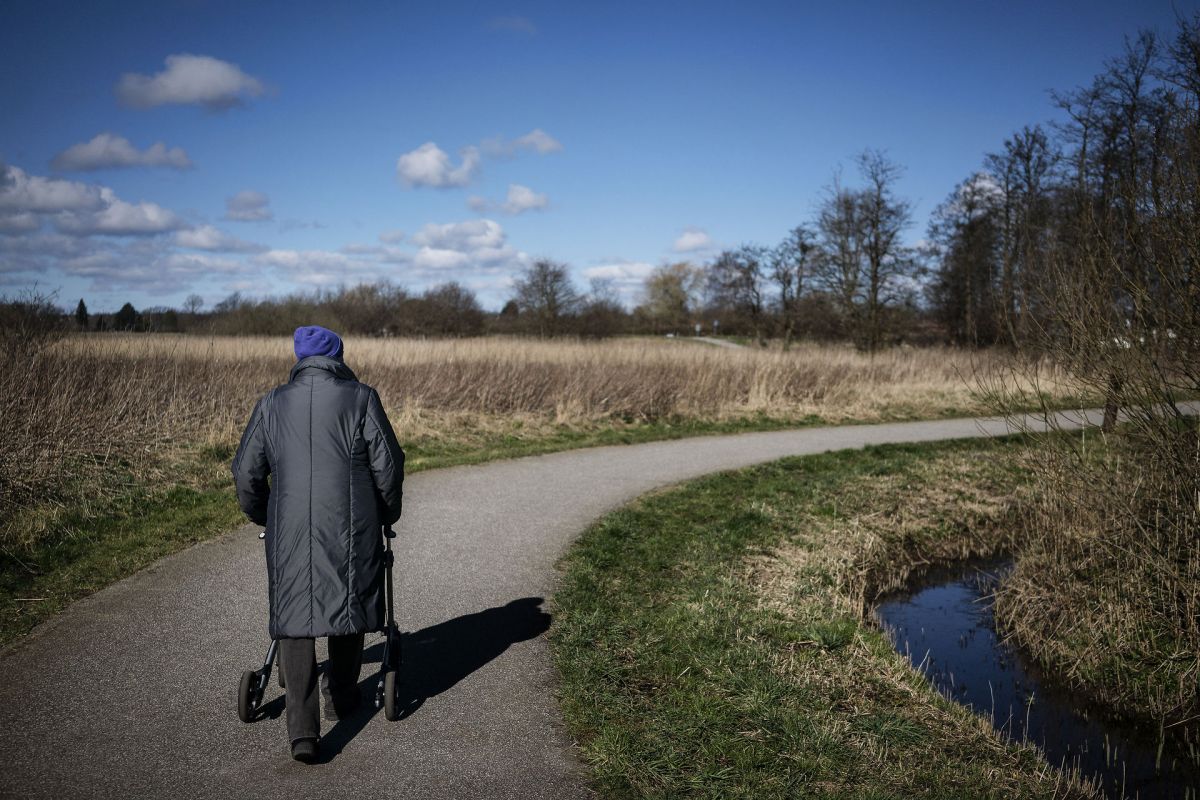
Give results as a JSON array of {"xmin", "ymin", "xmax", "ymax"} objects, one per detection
[
  {"xmin": 550, "ymin": 437, "xmax": 1098, "ymax": 799},
  {"xmin": 1, "ymin": 412, "xmax": 825, "ymax": 648}
]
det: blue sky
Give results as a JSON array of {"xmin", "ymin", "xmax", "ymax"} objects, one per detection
[{"xmin": 1, "ymin": 0, "xmax": 1195, "ymax": 312}]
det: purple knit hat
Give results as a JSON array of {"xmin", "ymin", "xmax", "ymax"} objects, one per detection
[{"xmin": 293, "ymin": 325, "xmax": 344, "ymax": 360}]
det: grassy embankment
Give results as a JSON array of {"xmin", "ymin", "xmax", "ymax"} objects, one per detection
[
  {"xmin": 551, "ymin": 436, "xmax": 1099, "ymax": 799},
  {"xmin": 0, "ymin": 335, "xmax": 1084, "ymax": 647}
]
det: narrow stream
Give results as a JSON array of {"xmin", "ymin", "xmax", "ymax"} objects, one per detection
[{"xmin": 875, "ymin": 559, "xmax": 1199, "ymax": 799}]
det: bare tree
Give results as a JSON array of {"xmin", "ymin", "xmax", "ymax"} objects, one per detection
[
  {"xmin": 814, "ymin": 173, "xmax": 865, "ymax": 339},
  {"xmin": 705, "ymin": 245, "xmax": 769, "ymax": 345},
  {"xmin": 814, "ymin": 152, "xmax": 915, "ymax": 351},
  {"xmin": 770, "ymin": 225, "xmax": 816, "ymax": 348},
  {"xmin": 511, "ymin": 259, "xmax": 580, "ymax": 336},
  {"xmin": 419, "ymin": 282, "xmax": 484, "ymax": 336},
  {"xmin": 183, "ymin": 294, "xmax": 204, "ymax": 315},
  {"xmin": 985, "ymin": 125, "xmax": 1058, "ymax": 345},
  {"xmin": 857, "ymin": 150, "xmax": 915, "ymax": 351},
  {"xmin": 577, "ymin": 278, "xmax": 626, "ymax": 338}
]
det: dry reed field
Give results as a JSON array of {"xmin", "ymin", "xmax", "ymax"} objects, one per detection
[{"xmin": 3, "ymin": 333, "xmax": 1082, "ymax": 541}]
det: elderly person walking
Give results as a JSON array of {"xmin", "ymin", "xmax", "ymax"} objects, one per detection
[{"xmin": 232, "ymin": 325, "xmax": 405, "ymax": 763}]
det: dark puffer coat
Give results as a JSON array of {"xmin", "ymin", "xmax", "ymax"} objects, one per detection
[{"xmin": 231, "ymin": 355, "xmax": 405, "ymax": 638}]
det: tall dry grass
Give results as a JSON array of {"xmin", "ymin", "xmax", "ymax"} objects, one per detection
[{"xmin": 3, "ymin": 333, "xmax": 1076, "ymax": 530}]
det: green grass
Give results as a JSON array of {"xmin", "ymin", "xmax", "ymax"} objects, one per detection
[
  {"xmin": 0, "ymin": 469, "xmax": 245, "ymax": 647},
  {"xmin": 550, "ymin": 438, "xmax": 1097, "ymax": 799}
]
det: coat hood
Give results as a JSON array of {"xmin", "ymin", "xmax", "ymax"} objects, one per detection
[{"xmin": 288, "ymin": 355, "xmax": 358, "ymax": 383}]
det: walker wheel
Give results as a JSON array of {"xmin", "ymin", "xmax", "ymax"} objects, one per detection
[
  {"xmin": 237, "ymin": 670, "xmax": 257, "ymax": 723},
  {"xmin": 383, "ymin": 669, "xmax": 399, "ymax": 721}
]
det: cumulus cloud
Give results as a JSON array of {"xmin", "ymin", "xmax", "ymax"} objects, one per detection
[
  {"xmin": 173, "ymin": 225, "xmax": 264, "ymax": 252},
  {"xmin": 396, "ymin": 143, "xmax": 481, "ymax": 188},
  {"xmin": 673, "ymin": 227, "xmax": 713, "ymax": 253},
  {"xmin": 403, "ymin": 218, "xmax": 528, "ymax": 281},
  {"xmin": 224, "ymin": 190, "xmax": 273, "ymax": 221},
  {"xmin": 400, "ymin": 130, "xmax": 560, "ymax": 190},
  {"xmin": 411, "ymin": 218, "xmax": 505, "ymax": 251},
  {"xmin": 0, "ymin": 163, "xmax": 104, "ymax": 213},
  {"xmin": 0, "ymin": 164, "xmax": 184, "ymax": 236},
  {"xmin": 116, "ymin": 54, "xmax": 266, "ymax": 110},
  {"xmin": 51, "ymin": 133, "xmax": 193, "ymax": 172},
  {"xmin": 503, "ymin": 184, "xmax": 548, "ymax": 214},
  {"xmin": 487, "ymin": 16, "xmax": 537, "ymax": 34},
  {"xmin": 55, "ymin": 189, "xmax": 187, "ymax": 236}
]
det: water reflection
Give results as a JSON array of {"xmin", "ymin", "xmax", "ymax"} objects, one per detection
[{"xmin": 875, "ymin": 560, "xmax": 1198, "ymax": 799}]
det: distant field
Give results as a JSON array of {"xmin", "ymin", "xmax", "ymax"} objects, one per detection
[
  {"xmin": 59, "ymin": 332, "xmax": 1077, "ymax": 431},
  {"xmin": 0, "ymin": 334, "xmax": 1087, "ymax": 644}
]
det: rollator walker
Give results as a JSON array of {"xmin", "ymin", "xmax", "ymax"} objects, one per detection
[{"xmin": 236, "ymin": 524, "xmax": 403, "ymax": 723}]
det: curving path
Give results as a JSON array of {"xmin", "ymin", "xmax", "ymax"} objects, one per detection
[{"xmin": 0, "ymin": 407, "xmax": 1178, "ymax": 800}]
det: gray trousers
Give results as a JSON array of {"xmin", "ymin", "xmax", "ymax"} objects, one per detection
[{"xmin": 278, "ymin": 634, "xmax": 364, "ymax": 743}]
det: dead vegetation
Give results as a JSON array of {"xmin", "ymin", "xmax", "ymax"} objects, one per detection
[{"xmin": 3, "ymin": 333, "xmax": 1077, "ymax": 528}]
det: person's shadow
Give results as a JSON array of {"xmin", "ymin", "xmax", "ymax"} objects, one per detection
[{"xmin": 292, "ymin": 596, "xmax": 552, "ymax": 761}]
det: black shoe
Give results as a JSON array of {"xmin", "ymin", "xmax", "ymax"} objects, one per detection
[
  {"xmin": 291, "ymin": 737, "xmax": 319, "ymax": 763},
  {"xmin": 323, "ymin": 690, "xmax": 361, "ymax": 721}
]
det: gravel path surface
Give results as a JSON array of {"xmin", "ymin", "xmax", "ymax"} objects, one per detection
[
  {"xmin": 0, "ymin": 406, "xmax": 1169, "ymax": 799},
  {"xmin": 690, "ymin": 335, "xmax": 745, "ymax": 348}
]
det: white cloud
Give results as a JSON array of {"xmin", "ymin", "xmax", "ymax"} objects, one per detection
[
  {"xmin": 673, "ymin": 227, "xmax": 713, "ymax": 253},
  {"xmin": 255, "ymin": 248, "xmax": 382, "ymax": 286},
  {"xmin": 467, "ymin": 184, "xmax": 549, "ymax": 215},
  {"xmin": 396, "ymin": 142, "xmax": 481, "ymax": 188},
  {"xmin": 116, "ymin": 54, "xmax": 266, "ymax": 110},
  {"xmin": 582, "ymin": 260, "xmax": 655, "ymax": 305},
  {"xmin": 0, "ymin": 163, "xmax": 104, "ymax": 213},
  {"xmin": 174, "ymin": 225, "xmax": 263, "ymax": 252},
  {"xmin": 481, "ymin": 128, "xmax": 563, "ymax": 157},
  {"xmin": 0, "ymin": 163, "xmax": 183, "ymax": 237},
  {"xmin": 411, "ymin": 218, "xmax": 506, "ymax": 251},
  {"xmin": 413, "ymin": 247, "xmax": 471, "ymax": 270},
  {"xmin": 583, "ymin": 261, "xmax": 655, "ymax": 283},
  {"xmin": 398, "ymin": 218, "xmax": 528, "ymax": 283},
  {"xmin": 51, "ymin": 133, "xmax": 192, "ymax": 172},
  {"xmin": 55, "ymin": 190, "xmax": 186, "ymax": 236},
  {"xmin": 502, "ymin": 184, "xmax": 548, "ymax": 214},
  {"xmin": 224, "ymin": 190, "xmax": 273, "ymax": 221},
  {"xmin": 399, "ymin": 130, "xmax": 560, "ymax": 190},
  {"xmin": 512, "ymin": 128, "xmax": 562, "ymax": 154}
]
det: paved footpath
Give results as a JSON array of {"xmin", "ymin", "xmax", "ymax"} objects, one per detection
[{"xmin": 0, "ymin": 407, "xmax": 1174, "ymax": 799}]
